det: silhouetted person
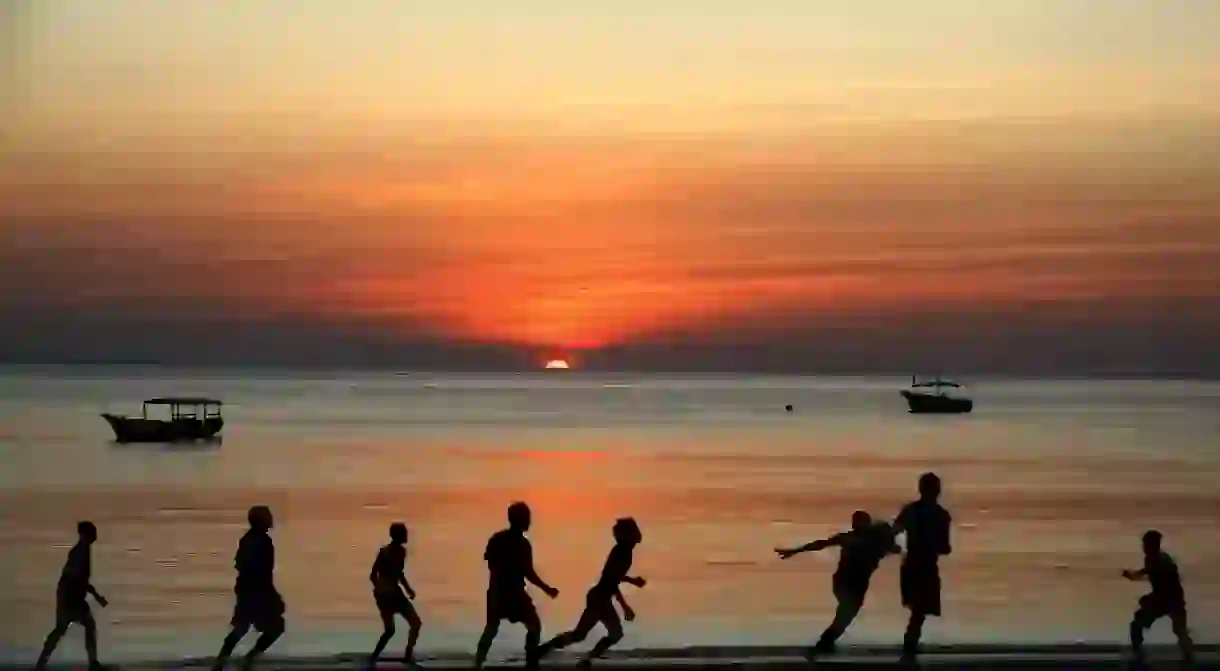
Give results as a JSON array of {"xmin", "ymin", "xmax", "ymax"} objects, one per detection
[
  {"xmin": 776, "ymin": 511, "xmax": 900, "ymax": 659},
  {"xmin": 535, "ymin": 518, "xmax": 646, "ymax": 668},
  {"xmin": 893, "ymin": 472, "xmax": 952, "ymax": 665},
  {"xmin": 211, "ymin": 506, "xmax": 284, "ymax": 671},
  {"xmin": 1124, "ymin": 530, "xmax": 1193, "ymax": 669},
  {"xmin": 368, "ymin": 522, "xmax": 422, "ymax": 668},
  {"xmin": 474, "ymin": 502, "xmax": 559, "ymax": 670},
  {"xmin": 34, "ymin": 521, "xmax": 108, "ymax": 671}
]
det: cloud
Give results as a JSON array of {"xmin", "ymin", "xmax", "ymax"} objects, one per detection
[{"xmin": 2, "ymin": 116, "xmax": 1219, "ymax": 372}]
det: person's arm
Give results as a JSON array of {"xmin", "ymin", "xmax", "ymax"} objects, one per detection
[
  {"xmin": 623, "ymin": 575, "xmax": 647, "ymax": 588},
  {"xmin": 523, "ymin": 544, "xmax": 559, "ymax": 597},
  {"xmin": 776, "ymin": 533, "xmax": 844, "ymax": 559},
  {"xmin": 614, "ymin": 589, "xmax": 635, "ymax": 621},
  {"xmin": 86, "ymin": 583, "xmax": 108, "ymax": 607},
  {"xmin": 875, "ymin": 523, "xmax": 902, "ymax": 554},
  {"xmin": 892, "ymin": 505, "xmax": 911, "ymax": 534},
  {"xmin": 1123, "ymin": 568, "xmax": 1149, "ymax": 581},
  {"xmin": 939, "ymin": 513, "xmax": 953, "ymax": 556},
  {"xmin": 370, "ymin": 551, "xmax": 381, "ymax": 585},
  {"xmin": 400, "ymin": 572, "xmax": 417, "ymax": 599}
]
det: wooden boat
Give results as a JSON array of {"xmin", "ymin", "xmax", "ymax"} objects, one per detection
[
  {"xmin": 900, "ymin": 375, "xmax": 973, "ymax": 414},
  {"xmin": 102, "ymin": 397, "xmax": 224, "ymax": 443}
]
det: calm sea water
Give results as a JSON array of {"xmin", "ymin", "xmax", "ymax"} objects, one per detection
[{"xmin": 1, "ymin": 369, "xmax": 1218, "ymax": 662}]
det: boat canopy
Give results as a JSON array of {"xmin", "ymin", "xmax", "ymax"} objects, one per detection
[
  {"xmin": 911, "ymin": 380, "xmax": 962, "ymax": 388},
  {"xmin": 144, "ymin": 397, "xmax": 223, "ymax": 406}
]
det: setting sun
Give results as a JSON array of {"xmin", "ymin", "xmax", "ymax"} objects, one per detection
[{"xmin": 544, "ymin": 359, "xmax": 571, "ymax": 370}]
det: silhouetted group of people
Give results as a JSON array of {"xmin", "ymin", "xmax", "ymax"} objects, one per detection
[
  {"xmin": 32, "ymin": 473, "xmax": 1196, "ymax": 671},
  {"xmin": 776, "ymin": 472, "xmax": 953, "ymax": 664}
]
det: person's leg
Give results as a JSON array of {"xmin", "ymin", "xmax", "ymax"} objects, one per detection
[
  {"xmin": 33, "ymin": 616, "xmax": 71, "ymax": 671},
  {"xmin": 538, "ymin": 607, "xmax": 601, "ymax": 659},
  {"xmin": 81, "ymin": 608, "xmax": 100, "ymax": 668},
  {"xmin": 403, "ymin": 602, "xmax": 423, "ymax": 663},
  {"xmin": 902, "ymin": 612, "xmax": 926, "ymax": 662},
  {"xmin": 1128, "ymin": 603, "xmax": 1159, "ymax": 664},
  {"xmin": 241, "ymin": 617, "xmax": 285, "ymax": 671},
  {"xmin": 522, "ymin": 607, "xmax": 543, "ymax": 670},
  {"xmin": 901, "ymin": 567, "xmax": 939, "ymax": 663},
  {"xmin": 370, "ymin": 610, "xmax": 397, "ymax": 665},
  {"xmin": 579, "ymin": 606, "xmax": 624, "ymax": 667},
  {"xmin": 815, "ymin": 591, "xmax": 863, "ymax": 653},
  {"xmin": 211, "ymin": 623, "xmax": 251, "ymax": 671},
  {"xmin": 474, "ymin": 612, "xmax": 500, "ymax": 670},
  {"xmin": 1169, "ymin": 608, "xmax": 1194, "ymax": 667}
]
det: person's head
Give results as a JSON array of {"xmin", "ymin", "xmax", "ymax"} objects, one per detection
[
  {"xmin": 508, "ymin": 501, "xmax": 531, "ymax": 531},
  {"xmin": 613, "ymin": 517, "xmax": 642, "ymax": 546},
  {"xmin": 389, "ymin": 522, "xmax": 408, "ymax": 544},
  {"xmin": 248, "ymin": 505, "xmax": 274, "ymax": 531},
  {"xmin": 850, "ymin": 510, "xmax": 873, "ymax": 531},
  {"xmin": 918, "ymin": 472, "xmax": 942, "ymax": 501},
  {"xmin": 1142, "ymin": 529, "xmax": 1163, "ymax": 554},
  {"xmin": 77, "ymin": 521, "xmax": 98, "ymax": 543}
]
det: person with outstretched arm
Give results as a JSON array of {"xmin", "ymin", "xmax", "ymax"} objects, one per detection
[
  {"xmin": 474, "ymin": 502, "xmax": 559, "ymax": 670},
  {"xmin": 776, "ymin": 511, "xmax": 900, "ymax": 660},
  {"xmin": 368, "ymin": 522, "xmax": 423, "ymax": 668},
  {"xmin": 892, "ymin": 472, "xmax": 952, "ymax": 665},
  {"xmin": 34, "ymin": 521, "xmax": 109, "ymax": 671},
  {"xmin": 1123, "ymin": 530, "xmax": 1193, "ymax": 669},
  {"xmin": 535, "ymin": 518, "xmax": 647, "ymax": 668}
]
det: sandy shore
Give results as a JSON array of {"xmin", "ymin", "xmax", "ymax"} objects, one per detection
[{"xmin": 10, "ymin": 645, "xmax": 1216, "ymax": 671}]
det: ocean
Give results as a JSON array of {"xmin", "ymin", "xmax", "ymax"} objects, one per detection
[{"xmin": 1, "ymin": 369, "xmax": 1218, "ymax": 663}]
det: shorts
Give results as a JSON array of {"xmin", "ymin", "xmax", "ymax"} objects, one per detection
[
  {"xmin": 232, "ymin": 588, "xmax": 286, "ymax": 632},
  {"xmin": 1136, "ymin": 593, "xmax": 1187, "ymax": 622},
  {"xmin": 832, "ymin": 574, "xmax": 871, "ymax": 607},
  {"xmin": 56, "ymin": 595, "xmax": 92, "ymax": 625},
  {"xmin": 486, "ymin": 588, "xmax": 537, "ymax": 625},
  {"xmin": 570, "ymin": 589, "xmax": 622, "ymax": 636},
  {"xmin": 900, "ymin": 561, "xmax": 941, "ymax": 617},
  {"xmin": 375, "ymin": 588, "xmax": 416, "ymax": 618}
]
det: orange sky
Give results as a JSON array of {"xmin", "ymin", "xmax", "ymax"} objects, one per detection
[{"xmin": 3, "ymin": 1, "xmax": 1220, "ymax": 367}]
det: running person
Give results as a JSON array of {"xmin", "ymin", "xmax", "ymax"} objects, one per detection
[
  {"xmin": 535, "ymin": 518, "xmax": 646, "ymax": 668},
  {"xmin": 1124, "ymin": 530, "xmax": 1193, "ymax": 669},
  {"xmin": 33, "ymin": 521, "xmax": 109, "ymax": 671},
  {"xmin": 473, "ymin": 502, "xmax": 559, "ymax": 670},
  {"xmin": 211, "ymin": 506, "xmax": 285, "ymax": 671},
  {"xmin": 893, "ymin": 473, "xmax": 952, "ymax": 665},
  {"xmin": 776, "ymin": 511, "xmax": 900, "ymax": 659},
  {"xmin": 368, "ymin": 522, "xmax": 423, "ymax": 667}
]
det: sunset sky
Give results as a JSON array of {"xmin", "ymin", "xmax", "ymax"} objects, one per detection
[{"xmin": 3, "ymin": 1, "xmax": 1219, "ymax": 373}]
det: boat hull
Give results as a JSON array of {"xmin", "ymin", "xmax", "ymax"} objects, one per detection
[
  {"xmin": 901, "ymin": 390, "xmax": 974, "ymax": 414},
  {"xmin": 102, "ymin": 414, "xmax": 224, "ymax": 443}
]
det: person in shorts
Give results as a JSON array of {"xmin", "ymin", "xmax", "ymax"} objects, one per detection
[
  {"xmin": 776, "ymin": 511, "xmax": 900, "ymax": 659},
  {"xmin": 368, "ymin": 522, "xmax": 423, "ymax": 667},
  {"xmin": 211, "ymin": 506, "xmax": 285, "ymax": 671},
  {"xmin": 473, "ymin": 502, "xmax": 559, "ymax": 670},
  {"xmin": 1124, "ymin": 530, "xmax": 1193, "ymax": 668},
  {"xmin": 534, "ymin": 518, "xmax": 647, "ymax": 668},
  {"xmin": 893, "ymin": 473, "xmax": 952, "ymax": 665},
  {"xmin": 34, "ymin": 521, "xmax": 109, "ymax": 671}
]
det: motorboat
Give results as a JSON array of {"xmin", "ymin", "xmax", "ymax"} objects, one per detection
[
  {"xmin": 900, "ymin": 375, "xmax": 973, "ymax": 414},
  {"xmin": 102, "ymin": 397, "xmax": 224, "ymax": 443}
]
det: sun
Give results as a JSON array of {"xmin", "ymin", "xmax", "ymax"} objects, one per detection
[{"xmin": 544, "ymin": 359, "xmax": 570, "ymax": 370}]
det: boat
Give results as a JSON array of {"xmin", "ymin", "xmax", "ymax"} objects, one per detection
[
  {"xmin": 102, "ymin": 397, "xmax": 225, "ymax": 443},
  {"xmin": 900, "ymin": 375, "xmax": 973, "ymax": 414}
]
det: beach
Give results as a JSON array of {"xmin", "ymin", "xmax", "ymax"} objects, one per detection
[
  {"xmin": 2, "ymin": 370, "xmax": 1218, "ymax": 665},
  {"xmin": 5, "ymin": 645, "xmax": 1219, "ymax": 670}
]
